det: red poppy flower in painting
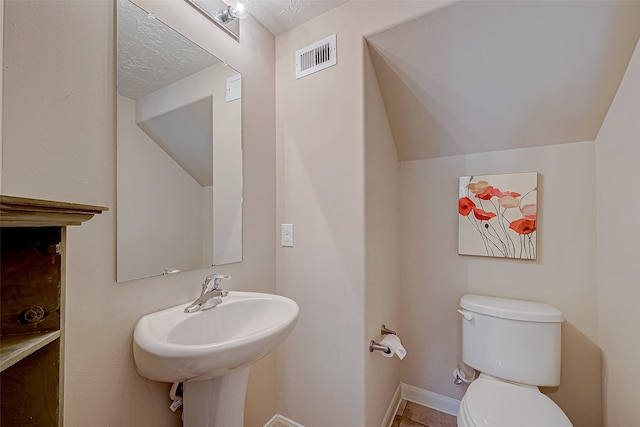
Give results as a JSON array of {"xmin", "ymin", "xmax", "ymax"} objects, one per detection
[
  {"xmin": 509, "ymin": 218, "xmax": 536, "ymax": 235},
  {"xmin": 473, "ymin": 208, "xmax": 497, "ymax": 221},
  {"xmin": 459, "ymin": 197, "xmax": 476, "ymax": 216},
  {"xmin": 475, "ymin": 186, "xmax": 495, "ymax": 200}
]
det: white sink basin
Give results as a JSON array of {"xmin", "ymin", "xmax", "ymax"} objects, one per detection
[{"xmin": 133, "ymin": 291, "xmax": 299, "ymax": 383}]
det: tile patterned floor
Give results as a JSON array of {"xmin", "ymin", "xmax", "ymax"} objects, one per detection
[{"xmin": 391, "ymin": 400, "xmax": 457, "ymax": 427}]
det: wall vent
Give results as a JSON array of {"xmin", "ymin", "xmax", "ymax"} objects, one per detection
[{"xmin": 295, "ymin": 34, "xmax": 337, "ymax": 80}]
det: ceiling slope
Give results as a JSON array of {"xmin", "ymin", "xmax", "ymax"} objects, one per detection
[{"xmin": 367, "ymin": 1, "xmax": 640, "ymax": 161}]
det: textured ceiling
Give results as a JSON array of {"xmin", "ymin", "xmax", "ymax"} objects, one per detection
[
  {"xmin": 367, "ymin": 1, "xmax": 640, "ymax": 161},
  {"xmin": 244, "ymin": 0, "xmax": 348, "ymax": 35},
  {"xmin": 117, "ymin": 0, "xmax": 220, "ymax": 99},
  {"xmin": 116, "ymin": 0, "xmax": 347, "ymax": 96}
]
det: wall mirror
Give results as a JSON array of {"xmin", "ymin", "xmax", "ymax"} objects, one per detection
[{"xmin": 116, "ymin": 0, "xmax": 243, "ymax": 282}]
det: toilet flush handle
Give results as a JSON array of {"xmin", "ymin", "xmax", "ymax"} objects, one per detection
[{"xmin": 457, "ymin": 309, "xmax": 474, "ymax": 321}]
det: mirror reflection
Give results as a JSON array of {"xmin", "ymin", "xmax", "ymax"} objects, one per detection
[{"xmin": 116, "ymin": 0, "xmax": 242, "ymax": 282}]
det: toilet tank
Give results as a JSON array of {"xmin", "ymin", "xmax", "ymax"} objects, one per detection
[{"xmin": 459, "ymin": 294, "xmax": 564, "ymax": 387}]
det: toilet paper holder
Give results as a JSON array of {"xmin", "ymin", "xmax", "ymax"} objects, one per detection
[
  {"xmin": 381, "ymin": 324, "xmax": 396, "ymax": 335},
  {"xmin": 369, "ymin": 324, "xmax": 397, "ymax": 353},
  {"xmin": 369, "ymin": 340, "xmax": 391, "ymax": 354}
]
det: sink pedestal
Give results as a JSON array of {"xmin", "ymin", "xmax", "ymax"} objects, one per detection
[{"xmin": 183, "ymin": 366, "xmax": 250, "ymax": 427}]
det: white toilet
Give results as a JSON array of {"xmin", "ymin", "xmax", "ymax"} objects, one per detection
[{"xmin": 457, "ymin": 294, "xmax": 573, "ymax": 427}]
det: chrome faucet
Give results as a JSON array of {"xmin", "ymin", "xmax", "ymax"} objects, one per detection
[{"xmin": 184, "ymin": 274, "xmax": 230, "ymax": 313}]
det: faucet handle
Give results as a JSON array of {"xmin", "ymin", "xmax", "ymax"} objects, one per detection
[{"xmin": 203, "ymin": 273, "xmax": 230, "ymax": 291}]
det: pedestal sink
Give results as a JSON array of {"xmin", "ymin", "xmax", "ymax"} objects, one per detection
[{"xmin": 133, "ymin": 291, "xmax": 299, "ymax": 426}]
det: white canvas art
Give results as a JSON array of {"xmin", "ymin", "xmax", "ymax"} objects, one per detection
[{"xmin": 458, "ymin": 172, "xmax": 538, "ymax": 259}]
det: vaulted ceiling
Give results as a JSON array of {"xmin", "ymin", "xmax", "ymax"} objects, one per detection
[{"xmin": 367, "ymin": 1, "xmax": 640, "ymax": 161}]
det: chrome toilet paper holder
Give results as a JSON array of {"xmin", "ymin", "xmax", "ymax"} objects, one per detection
[
  {"xmin": 369, "ymin": 324, "xmax": 397, "ymax": 353},
  {"xmin": 381, "ymin": 324, "xmax": 396, "ymax": 335}
]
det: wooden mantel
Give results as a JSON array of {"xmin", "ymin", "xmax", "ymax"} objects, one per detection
[{"xmin": 0, "ymin": 195, "xmax": 108, "ymax": 227}]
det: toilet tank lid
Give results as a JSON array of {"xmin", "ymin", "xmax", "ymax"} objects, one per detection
[{"xmin": 460, "ymin": 295, "xmax": 564, "ymax": 322}]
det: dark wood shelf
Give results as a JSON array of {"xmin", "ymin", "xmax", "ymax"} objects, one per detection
[
  {"xmin": 1, "ymin": 195, "xmax": 108, "ymax": 227},
  {"xmin": 1, "ymin": 195, "xmax": 106, "ymax": 426},
  {"xmin": 0, "ymin": 331, "xmax": 61, "ymax": 372}
]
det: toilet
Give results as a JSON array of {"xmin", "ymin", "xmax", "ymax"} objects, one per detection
[{"xmin": 457, "ymin": 294, "xmax": 573, "ymax": 427}]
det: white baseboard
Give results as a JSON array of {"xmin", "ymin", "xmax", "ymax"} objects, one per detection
[
  {"xmin": 263, "ymin": 414, "xmax": 306, "ymax": 427},
  {"xmin": 264, "ymin": 383, "xmax": 460, "ymax": 427},
  {"xmin": 380, "ymin": 383, "xmax": 403, "ymax": 427},
  {"xmin": 400, "ymin": 383, "xmax": 461, "ymax": 417}
]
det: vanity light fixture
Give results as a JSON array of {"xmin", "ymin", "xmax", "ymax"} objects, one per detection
[
  {"xmin": 185, "ymin": 0, "xmax": 248, "ymax": 40},
  {"xmin": 215, "ymin": 3, "xmax": 248, "ymax": 23}
]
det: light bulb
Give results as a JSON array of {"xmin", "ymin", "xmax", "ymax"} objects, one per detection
[{"xmin": 230, "ymin": 2, "xmax": 248, "ymax": 20}]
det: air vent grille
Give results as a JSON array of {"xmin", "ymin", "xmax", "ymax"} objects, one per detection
[{"xmin": 295, "ymin": 34, "xmax": 337, "ymax": 79}]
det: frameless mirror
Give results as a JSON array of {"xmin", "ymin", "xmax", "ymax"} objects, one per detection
[{"xmin": 116, "ymin": 0, "xmax": 242, "ymax": 282}]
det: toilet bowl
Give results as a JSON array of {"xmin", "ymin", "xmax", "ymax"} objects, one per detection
[
  {"xmin": 457, "ymin": 374, "xmax": 572, "ymax": 427},
  {"xmin": 457, "ymin": 295, "xmax": 573, "ymax": 427}
]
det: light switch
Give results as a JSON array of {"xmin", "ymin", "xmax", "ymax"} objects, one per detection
[{"xmin": 281, "ymin": 224, "xmax": 294, "ymax": 247}]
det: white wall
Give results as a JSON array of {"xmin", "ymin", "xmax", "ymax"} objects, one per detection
[
  {"xmin": 596, "ymin": 38, "xmax": 640, "ymax": 427},
  {"xmin": 364, "ymin": 42, "xmax": 402, "ymax": 427},
  {"xmin": 275, "ymin": 3, "xmax": 636, "ymax": 423},
  {"xmin": 399, "ymin": 141, "xmax": 602, "ymax": 426},
  {"xmin": 2, "ymin": 1, "xmax": 276, "ymax": 425},
  {"xmin": 394, "ymin": 32, "xmax": 640, "ymax": 427},
  {"xmin": 275, "ymin": 2, "xmax": 454, "ymax": 426}
]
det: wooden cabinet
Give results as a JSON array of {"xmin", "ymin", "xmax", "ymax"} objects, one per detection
[{"xmin": 0, "ymin": 196, "xmax": 107, "ymax": 426}]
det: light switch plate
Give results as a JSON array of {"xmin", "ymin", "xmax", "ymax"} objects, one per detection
[{"xmin": 281, "ymin": 224, "xmax": 294, "ymax": 247}]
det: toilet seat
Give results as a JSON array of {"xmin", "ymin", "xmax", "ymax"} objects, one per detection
[{"xmin": 458, "ymin": 375, "xmax": 573, "ymax": 427}]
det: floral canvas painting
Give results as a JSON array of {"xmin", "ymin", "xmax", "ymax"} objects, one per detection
[{"xmin": 458, "ymin": 172, "xmax": 538, "ymax": 259}]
